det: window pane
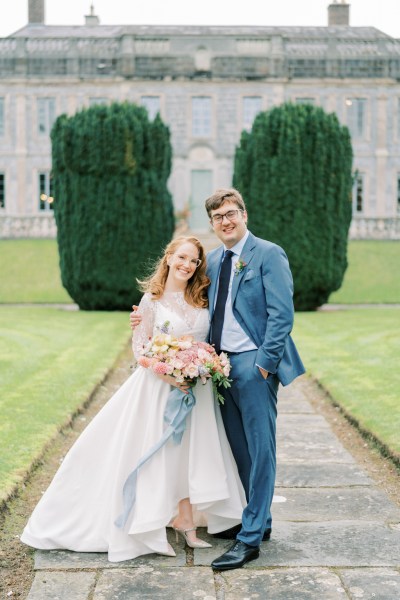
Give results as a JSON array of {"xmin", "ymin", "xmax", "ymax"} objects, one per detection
[
  {"xmin": 0, "ymin": 98, "xmax": 4, "ymax": 136},
  {"xmin": 397, "ymin": 175, "xmax": 400, "ymax": 213},
  {"xmin": 353, "ymin": 173, "xmax": 364, "ymax": 213},
  {"xmin": 295, "ymin": 97, "xmax": 315, "ymax": 105},
  {"xmin": 192, "ymin": 97, "xmax": 212, "ymax": 137},
  {"xmin": 243, "ymin": 96, "xmax": 262, "ymax": 130},
  {"xmin": 89, "ymin": 97, "xmax": 108, "ymax": 106},
  {"xmin": 38, "ymin": 98, "xmax": 56, "ymax": 135},
  {"xmin": 141, "ymin": 96, "xmax": 161, "ymax": 120},
  {"xmin": 0, "ymin": 173, "xmax": 5, "ymax": 208},
  {"xmin": 39, "ymin": 172, "xmax": 54, "ymax": 211},
  {"xmin": 346, "ymin": 98, "xmax": 366, "ymax": 139}
]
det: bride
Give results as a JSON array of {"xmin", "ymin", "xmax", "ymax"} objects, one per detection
[{"xmin": 21, "ymin": 236, "xmax": 245, "ymax": 562}]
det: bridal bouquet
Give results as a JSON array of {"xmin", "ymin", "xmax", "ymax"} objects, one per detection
[{"xmin": 138, "ymin": 332, "xmax": 231, "ymax": 404}]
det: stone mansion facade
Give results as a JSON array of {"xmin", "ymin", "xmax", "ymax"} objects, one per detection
[{"xmin": 0, "ymin": 1, "xmax": 400, "ymax": 238}]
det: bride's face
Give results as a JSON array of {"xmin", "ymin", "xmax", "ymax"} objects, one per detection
[{"xmin": 167, "ymin": 242, "xmax": 201, "ymax": 286}]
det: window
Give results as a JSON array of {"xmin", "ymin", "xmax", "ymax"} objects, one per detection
[
  {"xmin": 397, "ymin": 174, "xmax": 400, "ymax": 213},
  {"xmin": 398, "ymin": 99, "xmax": 400, "ymax": 140},
  {"xmin": 141, "ymin": 96, "xmax": 161, "ymax": 120},
  {"xmin": 0, "ymin": 98, "xmax": 4, "ymax": 136},
  {"xmin": 37, "ymin": 98, "xmax": 56, "ymax": 135},
  {"xmin": 192, "ymin": 97, "xmax": 212, "ymax": 137},
  {"xmin": 89, "ymin": 97, "xmax": 108, "ymax": 106},
  {"xmin": 243, "ymin": 96, "xmax": 262, "ymax": 131},
  {"xmin": 353, "ymin": 173, "xmax": 364, "ymax": 213},
  {"xmin": 295, "ymin": 97, "xmax": 315, "ymax": 105},
  {"xmin": 39, "ymin": 172, "xmax": 54, "ymax": 211},
  {"xmin": 346, "ymin": 98, "xmax": 366, "ymax": 139},
  {"xmin": 0, "ymin": 173, "xmax": 5, "ymax": 208}
]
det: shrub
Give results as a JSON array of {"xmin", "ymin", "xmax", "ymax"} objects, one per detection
[
  {"xmin": 51, "ymin": 103, "xmax": 174, "ymax": 309},
  {"xmin": 233, "ymin": 102, "xmax": 353, "ymax": 310}
]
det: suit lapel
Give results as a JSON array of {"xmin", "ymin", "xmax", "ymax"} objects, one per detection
[{"xmin": 231, "ymin": 232, "xmax": 257, "ymax": 306}]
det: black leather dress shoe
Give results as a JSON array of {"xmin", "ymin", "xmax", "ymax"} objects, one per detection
[
  {"xmin": 211, "ymin": 540, "xmax": 260, "ymax": 571},
  {"xmin": 213, "ymin": 525, "xmax": 272, "ymax": 541}
]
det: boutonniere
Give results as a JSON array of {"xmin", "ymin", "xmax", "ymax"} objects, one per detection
[{"xmin": 234, "ymin": 258, "xmax": 247, "ymax": 275}]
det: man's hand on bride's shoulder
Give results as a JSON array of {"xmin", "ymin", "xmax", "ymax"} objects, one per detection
[{"xmin": 130, "ymin": 305, "xmax": 142, "ymax": 330}]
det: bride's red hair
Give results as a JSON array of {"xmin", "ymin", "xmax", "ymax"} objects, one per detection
[{"xmin": 138, "ymin": 236, "xmax": 210, "ymax": 308}]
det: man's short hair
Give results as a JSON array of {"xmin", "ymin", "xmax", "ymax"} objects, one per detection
[{"xmin": 205, "ymin": 188, "xmax": 246, "ymax": 217}]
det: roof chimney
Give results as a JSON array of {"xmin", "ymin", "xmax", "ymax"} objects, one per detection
[
  {"xmin": 28, "ymin": 0, "xmax": 45, "ymax": 24},
  {"xmin": 85, "ymin": 4, "xmax": 100, "ymax": 26},
  {"xmin": 328, "ymin": 1, "xmax": 350, "ymax": 26}
]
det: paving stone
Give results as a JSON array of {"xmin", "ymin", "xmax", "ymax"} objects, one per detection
[
  {"xmin": 34, "ymin": 528, "xmax": 186, "ymax": 570},
  {"xmin": 339, "ymin": 568, "xmax": 400, "ymax": 600},
  {"xmin": 278, "ymin": 414, "xmax": 330, "ymax": 429},
  {"xmin": 278, "ymin": 385, "xmax": 309, "ymax": 402},
  {"xmin": 277, "ymin": 430, "xmax": 356, "ymax": 464},
  {"xmin": 27, "ymin": 571, "xmax": 96, "ymax": 599},
  {"xmin": 271, "ymin": 487, "xmax": 400, "ymax": 521},
  {"xmin": 194, "ymin": 522, "xmax": 400, "ymax": 567},
  {"xmin": 222, "ymin": 567, "xmax": 347, "ymax": 599},
  {"xmin": 278, "ymin": 397, "xmax": 315, "ymax": 414},
  {"xmin": 93, "ymin": 567, "xmax": 216, "ymax": 599},
  {"xmin": 276, "ymin": 463, "xmax": 372, "ymax": 487}
]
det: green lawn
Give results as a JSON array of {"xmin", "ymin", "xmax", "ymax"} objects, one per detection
[
  {"xmin": 0, "ymin": 307, "xmax": 131, "ymax": 503},
  {"xmin": 0, "ymin": 239, "xmax": 72, "ymax": 303},
  {"xmin": 1, "ymin": 239, "xmax": 399, "ymax": 305},
  {"xmin": 329, "ymin": 241, "xmax": 400, "ymax": 304},
  {"xmin": 294, "ymin": 308, "xmax": 400, "ymax": 458}
]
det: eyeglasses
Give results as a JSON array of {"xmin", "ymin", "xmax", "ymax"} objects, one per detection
[
  {"xmin": 210, "ymin": 209, "xmax": 243, "ymax": 225},
  {"xmin": 172, "ymin": 253, "xmax": 202, "ymax": 268}
]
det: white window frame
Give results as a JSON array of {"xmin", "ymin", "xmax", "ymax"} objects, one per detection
[
  {"xmin": 346, "ymin": 98, "xmax": 367, "ymax": 140},
  {"xmin": 89, "ymin": 97, "xmax": 108, "ymax": 106},
  {"xmin": 0, "ymin": 98, "xmax": 4, "ymax": 137},
  {"xmin": 37, "ymin": 97, "xmax": 56, "ymax": 135},
  {"xmin": 242, "ymin": 96, "xmax": 262, "ymax": 131},
  {"xmin": 38, "ymin": 171, "xmax": 54, "ymax": 212},
  {"xmin": 191, "ymin": 96, "xmax": 212, "ymax": 138},
  {"xmin": 295, "ymin": 97, "xmax": 316, "ymax": 105},
  {"xmin": 0, "ymin": 172, "xmax": 5, "ymax": 209},
  {"xmin": 352, "ymin": 172, "xmax": 364, "ymax": 214},
  {"xmin": 397, "ymin": 173, "xmax": 400, "ymax": 214},
  {"xmin": 141, "ymin": 95, "xmax": 161, "ymax": 120}
]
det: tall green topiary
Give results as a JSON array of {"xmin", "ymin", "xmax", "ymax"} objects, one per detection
[
  {"xmin": 233, "ymin": 102, "xmax": 353, "ymax": 310},
  {"xmin": 51, "ymin": 102, "xmax": 174, "ymax": 310}
]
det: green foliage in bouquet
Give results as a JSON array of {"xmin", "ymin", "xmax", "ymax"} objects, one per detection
[
  {"xmin": 233, "ymin": 102, "xmax": 353, "ymax": 310},
  {"xmin": 51, "ymin": 102, "xmax": 174, "ymax": 309}
]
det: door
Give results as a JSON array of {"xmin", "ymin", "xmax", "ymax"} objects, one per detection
[{"xmin": 189, "ymin": 169, "xmax": 212, "ymax": 231}]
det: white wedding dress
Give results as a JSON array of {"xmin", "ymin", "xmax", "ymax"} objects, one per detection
[{"xmin": 21, "ymin": 292, "xmax": 246, "ymax": 562}]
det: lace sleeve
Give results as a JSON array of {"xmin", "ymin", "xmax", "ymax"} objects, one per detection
[{"xmin": 132, "ymin": 293, "xmax": 156, "ymax": 361}]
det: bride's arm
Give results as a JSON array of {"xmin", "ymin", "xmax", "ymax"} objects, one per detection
[{"xmin": 131, "ymin": 294, "xmax": 155, "ymax": 361}]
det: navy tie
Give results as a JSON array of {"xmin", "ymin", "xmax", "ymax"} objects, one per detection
[{"xmin": 211, "ymin": 250, "xmax": 234, "ymax": 354}]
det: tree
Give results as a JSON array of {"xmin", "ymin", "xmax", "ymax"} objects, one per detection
[
  {"xmin": 51, "ymin": 102, "xmax": 174, "ymax": 310},
  {"xmin": 233, "ymin": 102, "xmax": 353, "ymax": 310}
]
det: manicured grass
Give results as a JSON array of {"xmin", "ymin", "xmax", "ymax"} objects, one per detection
[
  {"xmin": 0, "ymin": 307, "xmax": 131, "ymax": 503},
  {"xmin": 1, "ymin": 239, "xmax": 399, "ymax": 305},
  {"xmin": 0, "ymin": 239, "xmax": 72, "ymax": 303},
  {"xmin": 329, "ymin": 241, "xmax": 400, "ymax": 304},
  {"xmin": 294, "ymin": 308, "xmax": 400, "ymax": 458}
]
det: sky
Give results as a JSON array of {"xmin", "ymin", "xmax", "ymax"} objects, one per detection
[{"xmin": 1, "ymin": 0, "xmax": 400, "ymax": 39}]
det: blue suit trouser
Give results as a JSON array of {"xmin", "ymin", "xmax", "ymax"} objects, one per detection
[{"xmin": 220, "ymin": 349, "xmax": 279, "ymax": 547}]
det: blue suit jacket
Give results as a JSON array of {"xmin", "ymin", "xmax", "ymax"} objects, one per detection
[{"xmin": 206, "ymin": 231, "xmax": 305, "ymax": 386}]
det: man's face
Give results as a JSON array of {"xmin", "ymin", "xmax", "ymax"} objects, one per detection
[{"xmin": 210, "ymin": 200, "xmax": 248, "ymax": 248}]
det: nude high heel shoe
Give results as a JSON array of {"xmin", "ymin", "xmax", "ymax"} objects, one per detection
[{"xmin": 173, "ymin": 526, "xmax": 212, "ymax": 549}]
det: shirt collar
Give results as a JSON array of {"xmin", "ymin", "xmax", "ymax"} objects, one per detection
[{"xmin": 223, "ymin": 229, "xmax": 249, "ymax": 258}]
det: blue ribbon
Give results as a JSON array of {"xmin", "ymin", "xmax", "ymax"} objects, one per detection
[{"xmin": 115, "ymin": 387, "xmax": 196, "ymax": 529}]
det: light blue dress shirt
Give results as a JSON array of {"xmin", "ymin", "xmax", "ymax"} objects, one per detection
[{"xmin": 218, "ymin": 230, "xmax": 258, "ymax": 353}]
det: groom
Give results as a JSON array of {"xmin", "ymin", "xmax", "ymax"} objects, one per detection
[
  {"xmin": 130, "ymin": 187, "xmax": 305, "ymax": 570},
  {"xmin": 204, "ymin": 188, "xmax": 305, "ymax": 571}
]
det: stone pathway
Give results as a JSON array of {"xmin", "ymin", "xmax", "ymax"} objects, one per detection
[{"xmin": 26, "ymin": 380, "xmax": 400, "ymax": 599}]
